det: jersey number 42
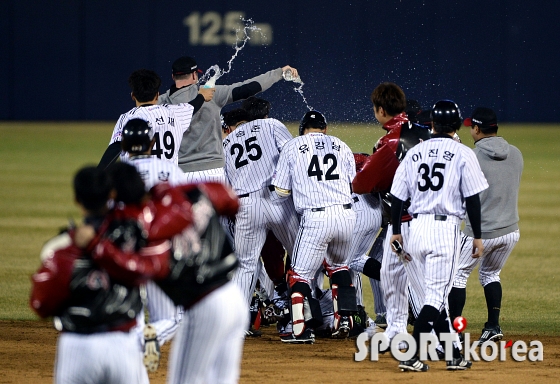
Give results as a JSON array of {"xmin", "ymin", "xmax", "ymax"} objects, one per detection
[{"xmin": 307, "ymin": 154, "xmax": 339, "ymax": 181}]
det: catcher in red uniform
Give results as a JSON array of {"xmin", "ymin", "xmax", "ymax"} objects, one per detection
[{"xmin": 351, "ymin": 82, "xmax": 431, "ymax": 358}]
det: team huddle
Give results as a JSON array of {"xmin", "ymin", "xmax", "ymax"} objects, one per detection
[{"xmin": 29, "ymin": 57, "xmax": 523, "ymax": 382}]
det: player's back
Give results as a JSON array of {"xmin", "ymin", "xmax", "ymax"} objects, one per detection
[
  {"xmin": 280, "ymin": 132, "xmax": 355, "ymax": 212},
  {"xmin": 126, "ymin": 155, "xmax": 188, "ymax": 190},
  {"xmin": 111, "ymin": 104, "xmax": 194, "ymax": 165},
  {"xmin": 223, "ymin": 118, "xmax": 292, "ymax": 195},
  {"xmin": 395, "ymin": 137, "xmax": 488, "ymax": 218}
]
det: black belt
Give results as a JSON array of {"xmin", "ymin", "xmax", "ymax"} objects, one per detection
[
  {"xmin": 311, "ymin": 203, "xmax": 352, "ymax": 212},
  {"xmin": 238, "ymin": 185, "xmax": 275, "ymax": 198},
  {"xmin": 412, "ymin": 213, "xmax": 447, "ymax": 221}
]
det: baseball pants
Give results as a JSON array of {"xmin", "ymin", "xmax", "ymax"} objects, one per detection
[
  {"xmin": 291, "ymin": 205, "xmax": 356, "ymax": 282},
  {"xmin": 167, "ymin": 282, "xmax": 248, "ymax": 384},
  {"xmin": 380, "ymin": 222, "xmax": 423, "ymax": 340},
  {"xmin": 453, "ymin": 230, "xmax": 520, "ymax": 289},
  {"xmin": 54, "ymin": 330, "xmax": 149, "ymax": 384},
  {"xmin": 406, "ymin": 214, "xmax": 462, "ymax": 312},
  {"xmin": 231, "ymin": 187, "xmax": 299, "ymax": 305}
]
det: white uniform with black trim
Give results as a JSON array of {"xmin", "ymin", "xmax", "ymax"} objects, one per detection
[
  {"xmin": 391, "ymin": 136, "xmax": 488, "ymax": 311},
  {"xmin": 223, "ymin": 118, "xmax": 299, "ymax": 304},
  {"xmin": 124, "ymin": 156, "xmax": 189, "ymax": 354},
  {"xmin": 110, "ymin": 103, "xmax": 194, "ymax": 165},
  {"xmin": 272, "ymin": 132, "xmax": 357, "ymax": 283}
]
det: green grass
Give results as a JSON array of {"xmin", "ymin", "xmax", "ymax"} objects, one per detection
[{"xmin": 1, "ymin": 122, "xmax": 559, "ymax": 337}]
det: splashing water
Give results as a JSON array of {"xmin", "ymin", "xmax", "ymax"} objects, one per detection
[
  {"xmin": 283, "ymin": 69, "xmax": 312, "ymax": 110},
  {"xmin": 198, "ymin": 16, "xmax": 313, "ymax": 113},
  {"xmin": 200, "ymin": 18, "xmax": 261, "ymax": 88}
]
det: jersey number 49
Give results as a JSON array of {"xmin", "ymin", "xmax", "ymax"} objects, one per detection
[{"xmin": 151, "ymin": 132, "xmax": 175, "ymax": 160}]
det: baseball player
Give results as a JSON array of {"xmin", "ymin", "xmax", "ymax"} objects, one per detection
[
  {"xmin": 221, "ymin": 107, "xmax": 292, "ymax": 335},
  {"xmin": 119, "ymin": 118, "xmax": 190, "ymax": 371},
  {"xmin": 352, "ymin": 83, "xmax": 431, "ymax": 348},
  {"xmin": 222, "ymin": 99, "xmax": 299, "ymax": 319},
  {"xmin": 448, "ymin": 107, "xmax": 523, "ymax": 343},
  {"xmin": 29, "ymin": 166, "xmax": 169, "ymax": 384},
  {"xmin": 98, "ymin": 68, "xmax": 214, "ymax": 169},
  {"xmin": 272, "ymin": 110, "xmax": 358, "ymax": 343},
  {"xmin": 390, "ymin": 99, "xmax": 489, "ymax": 371},
  {"xmin": 158, "ymin": 56, "xmax": 299, "ymax": 184},
  {"xmin": 106, "ymin": 162, "xmax": 247, "ymax": 384}
]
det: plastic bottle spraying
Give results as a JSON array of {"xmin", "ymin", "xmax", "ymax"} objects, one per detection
[
  {"xmin": 282, "ymin": 69, "xmax": 303, "ymax": 84},
  {"xmin": 203, "ymin": 75, "xmax": 218, "ymax": 88}
]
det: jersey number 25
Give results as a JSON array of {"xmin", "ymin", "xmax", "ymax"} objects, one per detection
[{"xmin": 231, "ymin": 137, "xmax": 262, "ymax": 169}]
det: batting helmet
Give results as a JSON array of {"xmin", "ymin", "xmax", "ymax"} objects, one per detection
[
  {"xmin": 121, "ymin": 118, "xmax": 154, "ymax": 153},
  {"xmin": 299, "ymin": 110, "xmax": 327, "ymax": 136},
  {"xmin": 431, "ymin": 100, "xmax": 462, "ymax": 133}
]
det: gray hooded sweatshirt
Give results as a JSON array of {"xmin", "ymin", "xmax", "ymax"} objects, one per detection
[
  {"xmin": 463, "ymin": 136, "xmax": 523, "ymax": 239},
  {"xmin": 158, "ymin": 68, "xmax": 283, "ymax": 173}
]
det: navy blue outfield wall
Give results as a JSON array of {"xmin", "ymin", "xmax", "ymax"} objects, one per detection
[{"xmin": 1, "ymin": 1, "xmax": 559, "ymax": 122}]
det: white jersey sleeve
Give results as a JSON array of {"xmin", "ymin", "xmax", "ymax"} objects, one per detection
[
  {"xmin": 272, "ymin": 140, "xmax": 294, "ymax": 192},
  {"xmin": 272, "ymin": 118, "xmax": 294, "ymax": 152}
]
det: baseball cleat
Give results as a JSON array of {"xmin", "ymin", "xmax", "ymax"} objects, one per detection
[
  {"xmin": 478, "ymin": 325, "xmax": 503, "ymax": 344},
  {"xmin": 143, "ymin": 324, "xmax": 161, "ymax": 373},
  {"xmin": 280, "ymin": 329, "xmax": 315, "ymax": 344},
  {"xmin": 398, "ymin": 356, "xmax": 429, "ymax": 372},
  {"xmin": 446, "ymin": 356, "xmax": 473, "ymax": 370},
  {"xmin": 331, "ymin": 316, "xmax": 351, "ymax": 339},
  {"xmin": 245, "ymin": 327, "xmax": 262, "ymax": 337},
  {"xmin": 374, "ymin": 314, "xmax": 388, "ymax": 329}
]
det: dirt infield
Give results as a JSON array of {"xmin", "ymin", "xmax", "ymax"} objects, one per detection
[{"xmin": 2, "ymin": 320, "xmax": 559, "ymax": 383}]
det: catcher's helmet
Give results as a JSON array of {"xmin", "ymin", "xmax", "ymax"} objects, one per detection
[
  {"xmin": 299, "ymin": 110, "xmax": 327, "ymax": 136},
  {"xmin": 431, "ymin": 100, "xmax": 462, "ymax": 132},
  {"xmin": 121, "ymin": 118, "xmax": 154, "ymax": 153}
]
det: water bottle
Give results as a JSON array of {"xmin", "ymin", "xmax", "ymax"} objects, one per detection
[
  {"xmin": 283, "ymin": 69, "xmax": 302, "ymax": 84},
  {"xmin": 203, "ymin": 75, "xmax": 218, "ymax": 88}
]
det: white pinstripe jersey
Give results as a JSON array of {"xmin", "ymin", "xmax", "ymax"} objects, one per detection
[
  {"xmin": 110, "ymin": 103, "xmax": 194, "ymax": 165},
  {"xmin": 272, "ymin": 132, "xmax": 355, "ymax": 213},
  {"xmin": 125, "ymin": 155, "xmax": 188, "ymax": 190},
  {"xmin": 222, "ymin": 118, "xmax": 293, "ymax": 195},
  {"xmin": 390, "ymin": 135, "xmax": 489, "ymax": 219}
]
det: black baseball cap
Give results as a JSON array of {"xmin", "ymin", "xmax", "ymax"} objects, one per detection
[
  {"xmin": 464, "ymin": 107, "xmax": 498, "ymax": 128},
  {"xmin": 172, "ymin": 56, "xmax": 203, "ymax": 75}
]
